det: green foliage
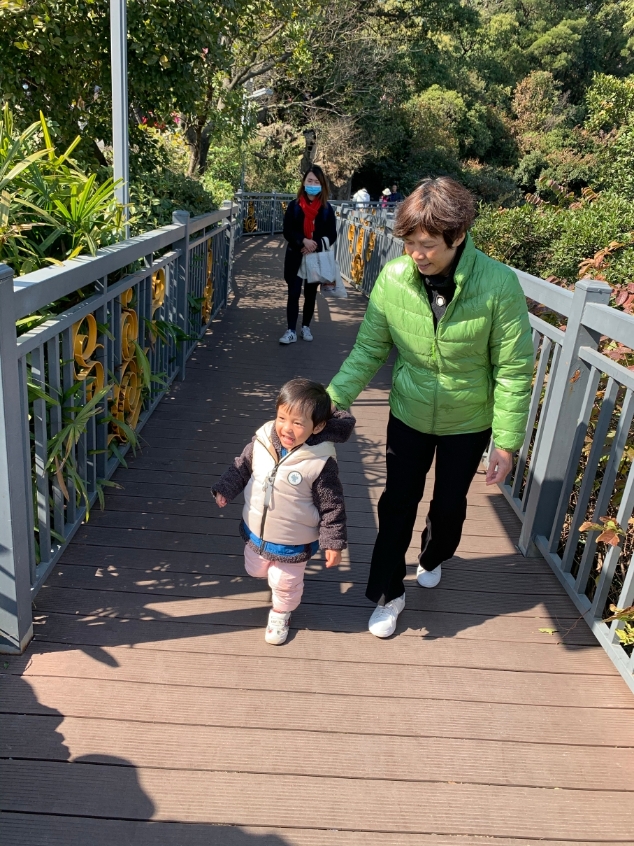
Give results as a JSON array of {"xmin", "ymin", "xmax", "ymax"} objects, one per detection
[
  {"xmin": 130, "ymin": 169, "xmax": 216, "ymax": 231},
  {"xmin": 0, "ymin": 104, "xmax": 124, "ymax": 274}
]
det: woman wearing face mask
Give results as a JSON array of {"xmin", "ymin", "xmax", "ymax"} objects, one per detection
[{"xmin": 280, "ymin": 165, "xmax": 337, "ymax": 344}]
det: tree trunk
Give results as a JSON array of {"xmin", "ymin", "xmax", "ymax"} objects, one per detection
[{"xmin": 300, "ymin": 129, "xmax": 317, "ymax": 174}]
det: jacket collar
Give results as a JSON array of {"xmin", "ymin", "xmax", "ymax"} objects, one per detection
[{"xmin": 453, "ymin": 232, "xmax": 477, "ymax": 295}]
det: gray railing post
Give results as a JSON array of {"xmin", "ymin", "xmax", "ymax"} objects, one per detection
[
  {"xmin": 172, "ymin": 210, "xmax": 191, "ymax": 381},
  {"xmin": 227, "ymin": 201, "xmax": 236, "ymax": 298},
  {"xmin": 0, "ymin": 264, "xmax": 34, "ymax": 653},
  {"xmin": 518, "ymin": 278, "xmax": 612, "ymax": 556},
  {"xmin": 271, "ymin": 192, "xmax": 277, "ymax": 235}
]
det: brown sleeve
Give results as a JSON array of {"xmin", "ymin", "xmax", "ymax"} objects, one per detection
[
  {"xmin": 312, "ymin": 457, "xmax": 347, "ymax": 550},
  {"xmin": 211, "ymin": 438, "xmax": 255, "ymax": 503}
]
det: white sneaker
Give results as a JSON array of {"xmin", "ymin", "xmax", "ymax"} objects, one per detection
[
  {"xmin": 265, "ymin": 609, "xmax": 291, "ymax": 645},
  {"xmin": 300, "ymin": 326, "xmax": 313, "ymax": 341},
  {"xmin": 416, "ymin": 563, "xmax": 441, "ymax": 588},
  {"xmin": 368, "ymin": 593, "xmax": 406, "ymax": 638},
  {"xmin": 279, "ymin": 329, "xmax": 297, "ymax": 345}
]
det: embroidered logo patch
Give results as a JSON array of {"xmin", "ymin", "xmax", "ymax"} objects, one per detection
[{"xmin": 287, "ymin": 471, "xmax": 303, "ymax": 486}]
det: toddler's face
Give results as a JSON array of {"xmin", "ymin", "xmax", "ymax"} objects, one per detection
[{"xmin": 275, "ymin": 403, "xmax": 325, "ymax": 450}]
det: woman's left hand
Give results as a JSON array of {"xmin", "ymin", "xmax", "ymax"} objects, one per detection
[
  {"xmin": 486, "ymin": 447, "xmax": 513, "ymax": 486},
  {"xmin": 301, "ymin": 238, "xmax": 318, "ymax": 254}
]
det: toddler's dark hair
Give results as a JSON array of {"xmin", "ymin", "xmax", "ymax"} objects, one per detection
[{"xmin": 276, "ymin": 378, "xmax": 332, "ymax": 427}]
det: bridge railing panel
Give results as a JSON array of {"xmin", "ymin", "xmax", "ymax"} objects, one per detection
[{"xmin": 0, "ymin": 203, "xmax": 236, "ymax": 653}]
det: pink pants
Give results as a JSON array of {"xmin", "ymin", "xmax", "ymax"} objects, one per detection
[{"xmin": 244, "ymin": 545, "xmax": 306, "ymax": 612}]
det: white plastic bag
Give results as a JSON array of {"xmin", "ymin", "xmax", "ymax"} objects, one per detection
[
  {"xmin": 305, "ymin": 238, "xmax": 337, "ymax": 283},
  {"xmin": 321, "ymin": 265, "xmax": 348, "ymax": 298}
]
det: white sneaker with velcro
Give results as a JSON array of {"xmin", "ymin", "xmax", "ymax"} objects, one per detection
[{"xmin": 265, "ymin": 609, "xmax": 291, "ymax": 645}]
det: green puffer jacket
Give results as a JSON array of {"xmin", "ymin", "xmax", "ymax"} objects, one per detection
[{"xmin": 327, "ymin": 234, "xmax": 533, "ymax": 451}]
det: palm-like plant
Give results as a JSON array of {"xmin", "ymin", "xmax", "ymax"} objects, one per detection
[{"xmin": 0, "ymin": 103, "xmax": 125, "ymax": 275}]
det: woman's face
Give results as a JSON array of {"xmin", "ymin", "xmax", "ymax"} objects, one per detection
[
  {"xmin": 403, "ymin": 228, "xmax": 465, "ymax": 277},
  {"xmin": 304, "ymin": 172, "xmax": 321, "ymax": 191}
]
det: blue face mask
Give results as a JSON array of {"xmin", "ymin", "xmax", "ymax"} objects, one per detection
[{"xmin": 305, "ymin": 184, "xmax": 321, "ymax": 196}]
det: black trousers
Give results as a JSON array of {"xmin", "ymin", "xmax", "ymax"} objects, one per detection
[
  {"xmin": 286, "ymin": 276, "xmax": 319, "ymax": 330},
  {"xmin": 366, "ymin": 413, "xmax": 492, "ymax": 604}
]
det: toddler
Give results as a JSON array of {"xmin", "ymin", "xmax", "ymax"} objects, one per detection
[{"xmin": 213, "ymin": 378, "xmax": 355, "ymax": 645}]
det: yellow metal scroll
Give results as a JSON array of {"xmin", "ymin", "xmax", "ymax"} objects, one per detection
[
  {"xmin": 151, "ymin": 267, "xmax": 166, "ymax": 317},
  {"xmin": 351, "ymin": 229, "xmax": 365, "ymax": 287},
  {"xmin": 111, "ymin": 288, "xmax": 143, "ymax": 438},
  {"xmin": 72, "ymin": 314, "xmax": 105, "ymax": 400},
  {"xmin": 366, "ymin": 230, "xmax": 376, "ymax": 262},
  {"xmin": 244, "ymin": 201, "xmax": 257, "ymax": 233},
  {"xmin": 202, "ymin": 243, "xmax": 214, "ymax": 324}
]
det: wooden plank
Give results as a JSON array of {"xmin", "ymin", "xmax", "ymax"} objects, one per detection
[
  {"xmin": 35, "ymin": 586, "xmax": 596, "ymax": 644},
  {"xmin": 67, "ymin": 524, "xmax": 520, "ymax": 557},
  {"xmin": 59, "ymin": 542, "xmax": 556, "ymax": 576},
  {"xmin": 2, "ymin": 759, "xmax": 634, "ymax": 838},
  {"xmin": 32, "ymin": 611, "xmax": 610, "ymax": 674},
  {"xmin": 2, "ymin": 674, "xmax": 630, "ymax": 747},
  {"xmin": 1, "ymin": 814, "xmax": 622, "ymax": 846},
  {"xmin": 8, "ymin": 644, "xmax": 631, "ymax": 707},
  {"xmin": 56, "ymin": 542, "xmax": 563, "ymax": 594},
  {"xmin": 4, "ymin": 714, "xmax": 632, "ymax": 791},
  {"xmin": 82, "ymin": 508, "xmax": 521, "ymax": 544},
  {"xmin": 94, "ymin": 493, "xmax": 522, "ymax": 529},
  {"xmin": 43, "ymin": 563, "xmax": 581, "ymax": 618}
]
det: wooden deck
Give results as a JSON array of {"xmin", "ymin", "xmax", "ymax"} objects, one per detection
[{"xmin": 2, "ymin": 236, "xmax": 634, "ymax": 844}]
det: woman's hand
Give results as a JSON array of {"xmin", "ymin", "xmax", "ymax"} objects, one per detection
[
  {"xmin": 485, "ymin": 448, "xmax": 513, "ymax": 486},
  {"xmin": 214, "ymin": 493, "xmax": 227, "ymax": 508},
  {"xmin": 302, "ymin": 238, "xmax": 318, "ymax": 254},
  {"xmin": 325, "ymin": 549, "xmax": 342, "ymax": 568}
]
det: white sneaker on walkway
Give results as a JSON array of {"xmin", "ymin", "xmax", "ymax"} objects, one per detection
[
  {"xmin": 265, "ymin": 609, "xmax": 291, "ymax": 645},
  {"xmin": 416, "ymin": 563, "xmax": 441, "ymax": 588},
  {"xmin": 300, "ymin": 325, "xmax": 313, "ymax": 341},
  {"xmin": 279, "ymin": 329, "xmax": 297, "ymax": 345},
  {"xmin": 368, "ymin": 593, "xmax": 406, "ymax": 639}
]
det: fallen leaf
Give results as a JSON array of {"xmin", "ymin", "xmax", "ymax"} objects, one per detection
[{"xmin": 539, "ymin": 628, "xmax": 558, "ymax": 635}]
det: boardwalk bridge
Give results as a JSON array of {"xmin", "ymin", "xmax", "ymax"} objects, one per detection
[{"xmin": 1, "ymin": 194, "xmax": 634, "ymax": 843}]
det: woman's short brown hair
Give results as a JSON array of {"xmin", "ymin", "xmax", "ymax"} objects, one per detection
[
  {"xmin": 393, "ymin": 177, "xmax": 476, "ymax": 246},
  {"xmin": 298, "ymin": 164, "xmax": 330, "ymax": 207}
]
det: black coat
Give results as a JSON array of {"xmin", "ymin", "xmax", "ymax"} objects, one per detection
[{"xmin": 282, "ymin": 199, "xmax": 337, "ymax": 282}]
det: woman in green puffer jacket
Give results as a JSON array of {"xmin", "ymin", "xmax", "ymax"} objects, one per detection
[{"xmin": 327, "ymin": 177, "xmax": 533, "ymax": 639}]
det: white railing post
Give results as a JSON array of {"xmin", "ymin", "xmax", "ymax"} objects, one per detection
[
  {"xmin": 518, "ymin": 278, "xmax": 612, "ymax": 555},
  {"xmin": 172, "ymin": 210, "xmax": 191, "ymax": 380},
  {"xmin": 0, "ymin": 264, "xmax": 34, "ymax": 653}
]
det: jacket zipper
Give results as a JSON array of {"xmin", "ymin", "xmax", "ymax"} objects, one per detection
[{"xmin": 256, "ymin": 438, "xmax": 296, "ymax": 553}]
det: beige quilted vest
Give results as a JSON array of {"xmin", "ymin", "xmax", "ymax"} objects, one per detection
[{"xmin": 243, "ymin": 422, "xmax": 337, "ymax": 546}]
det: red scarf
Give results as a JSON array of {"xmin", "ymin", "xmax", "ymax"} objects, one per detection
[{"xmin": 298, "ymin": 194, "xmax": 321, "ymax": 239}]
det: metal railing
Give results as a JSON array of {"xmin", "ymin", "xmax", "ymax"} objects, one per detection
[
  {"xmin": 236, "ymin": 194, "xmax": 634, "ymax": 693},
  {"xmin": 0, "ymin": 203, "xmax": 236, "ymax": 654},
  {"xmin": 233, "ymin": 192, "xmax": 397, "ymax": 239}
]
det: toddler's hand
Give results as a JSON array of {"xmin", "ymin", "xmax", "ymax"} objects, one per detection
[
  {"xmin": 325, "ymin": 549, "xmax": 342, "ymax": 568},
  {"xmin": 214, "ymin": 493, "xmax": 227, "ymax": 508}
]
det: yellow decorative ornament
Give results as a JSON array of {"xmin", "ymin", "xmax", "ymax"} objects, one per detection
[
  {"xmin": 111, "ymin": 288, "xmax": 143, "ymax": 439},
  {"xmin": 366, "ymin": 230, "xmax": 376, "ymax": 262},
  {"xmin": 202, "ymin": 243, "xmax": 214, "ymax": 324},
  {"xmin": 151, "ymin": 267, "xmax": 166, "ymax": 317},
  {"xmin": 72, "ymin": 314, "xmax": 105, "ymax": 400},
  {"xmin": 347, "ymin": 224, "xmax": 356, "ymax": 253},
  {"xmin": 244, "ymin": 201, "xmax": 257, "ymax": 233},
  {"xmin": 351, "ymin": 229, "xmax": 365, "ymax": 287}
]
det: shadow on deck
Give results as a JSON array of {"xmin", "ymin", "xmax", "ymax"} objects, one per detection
[{"xmin": 1, "ymin": 237, "xmax": 634, "ymax": 844}]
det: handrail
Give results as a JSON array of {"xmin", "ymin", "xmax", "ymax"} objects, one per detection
[{"xmin": 0, "ymin": 203, "xmax": 236, "ymax": 654}]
